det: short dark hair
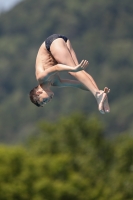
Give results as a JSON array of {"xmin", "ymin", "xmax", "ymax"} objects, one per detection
[{"xmin": 29, "ymin": 86, "xmax": 41, "ymax": 107}]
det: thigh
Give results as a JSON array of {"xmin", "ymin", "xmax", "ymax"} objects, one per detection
[
  {"xmin": 66, "ymin": 40, "xmax": 79, "ymax": 65},
  {"xmin": 50, "ymin": 38, "xmax": 76, "ymax": 67}
]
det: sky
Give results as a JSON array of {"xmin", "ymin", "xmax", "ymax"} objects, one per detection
[{"xmin": 0, "ymin": 0, "xmax": 22, "ymax": 12}]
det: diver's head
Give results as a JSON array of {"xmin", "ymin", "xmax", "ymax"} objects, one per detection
[{"xmin": 29, "ymin": 85, "xmax": 54, "ymax": 107}]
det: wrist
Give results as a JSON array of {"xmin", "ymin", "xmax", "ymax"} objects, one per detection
[{"xmin": 70, "ymin": 66, "xmax": 77, "ymax": 72}]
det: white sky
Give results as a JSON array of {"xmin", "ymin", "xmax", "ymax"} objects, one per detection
[{"xmin": 0, "ymin": 0, "xmax": 23, "ymax": 12}]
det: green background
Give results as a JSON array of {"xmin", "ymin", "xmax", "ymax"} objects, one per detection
[
  {"xmin": 0, "ymin": 0, "xmax": 133, "ymax": 143},
  {"xmin": 0, "ymin": 0, "xmax": 133, "ymax": 199}
]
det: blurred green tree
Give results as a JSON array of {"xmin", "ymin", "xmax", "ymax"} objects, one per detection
[{"xmin": 0, "ymin": 114, "xmax": 133, "ymax": 199}]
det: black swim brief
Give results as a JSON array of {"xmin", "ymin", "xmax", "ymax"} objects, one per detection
[{"xmin": 45, "ymin": 34, "xmax": 68, "ymax": 52}]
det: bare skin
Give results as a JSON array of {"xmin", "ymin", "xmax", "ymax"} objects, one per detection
[{"xmin": 35, "ymin": 38, "xmax": 110, "ymax": 114}]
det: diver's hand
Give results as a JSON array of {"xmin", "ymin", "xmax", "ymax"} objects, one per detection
[{"xmin": 72, "ymin": 60, "xmax": 89, "ymax": 72}]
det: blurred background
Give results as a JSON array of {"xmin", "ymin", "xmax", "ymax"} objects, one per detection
[
  {"xmin": 0, "ymin": 0, "xmax": 133, "ymax": 199},
  {"xmin": 0, "ymin": 0, "xmax": 22, "ymax": 12}
]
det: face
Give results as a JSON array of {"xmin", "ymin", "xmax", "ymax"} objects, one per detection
[{"xmin": 37, "ymin": 90, "xmax": 54, "ymax": 107}]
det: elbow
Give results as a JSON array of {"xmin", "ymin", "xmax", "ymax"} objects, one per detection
[{"xmin": 54, "ymin": 65, "xmax": 58, "ymax": 72}]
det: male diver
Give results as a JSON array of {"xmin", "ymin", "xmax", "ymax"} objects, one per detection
[{"xmin": 29, "ymin": 34, "xmax": 110, "ymax": 114}]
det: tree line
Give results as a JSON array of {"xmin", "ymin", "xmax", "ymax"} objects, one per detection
[{"xmin": 0, "ymin": 113, "xmax": 133, "ymax": 200}]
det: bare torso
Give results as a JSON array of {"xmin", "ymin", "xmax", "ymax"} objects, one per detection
[{"xmin": 35, "ymin": 42, "xmax": 58, "ymax": 83}]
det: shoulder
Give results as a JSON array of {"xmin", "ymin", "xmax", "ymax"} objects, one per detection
[
  {"xmin": 36, "ymin": 69, "xmax": 46, "ymax": 83},
  {"xmin": 36, "ymin": 67, "xmax": 58, "ymax": 84}
]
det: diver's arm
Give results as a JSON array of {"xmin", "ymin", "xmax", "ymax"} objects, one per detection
[
  {"xmin": 37, "ymin": 60, "xmax": 88, "ymax": 83},
  {"xmin": 52, "ymin": 74, "xmax": 89, "ymax": 91}
]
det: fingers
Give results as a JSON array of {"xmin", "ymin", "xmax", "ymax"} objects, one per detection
[
  {"xmin": 80, "ymin": 60, "xmax": 89, "ymax": 69},
  {"xmin": 75, "ymin": 60, "xmax": 89, "ymax": 72},
  {"xmin": 80, "ymin": 60, "xmax": 85, "ymax": 66}
]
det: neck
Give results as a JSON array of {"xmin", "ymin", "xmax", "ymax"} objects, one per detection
[{"xmin": 39, "ymin": 82, "xmax": 51, "ymax": 91}]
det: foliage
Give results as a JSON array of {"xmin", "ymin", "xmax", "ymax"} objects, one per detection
[{"xmin": 0, "ymin": 114, "xmax": 133, "ymax": 199}]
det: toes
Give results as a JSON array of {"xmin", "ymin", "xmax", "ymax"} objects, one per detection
[{"xmin": 104, "ymin": 87, "xmax": 110, "ymax": 94}]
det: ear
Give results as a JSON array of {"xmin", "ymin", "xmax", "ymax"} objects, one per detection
[{"xmin": 36, "ymin": 90, "xmax": 43, "ymax": 95}]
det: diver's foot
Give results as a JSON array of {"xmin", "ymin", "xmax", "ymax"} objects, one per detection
[
  {"xmin": 96, "ymin": 87, "xmax": 110, "ymax": 114},
  {"xmin": 103, "ymin": 87, "xmax": 110, "ymax": 113}
]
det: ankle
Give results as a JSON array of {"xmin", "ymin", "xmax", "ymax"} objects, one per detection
[{"xmin": 94, "ymin": 90, "xmax": 100, "ymax": 99}]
